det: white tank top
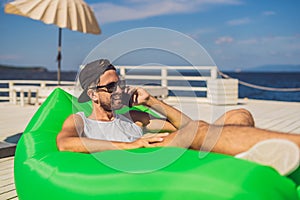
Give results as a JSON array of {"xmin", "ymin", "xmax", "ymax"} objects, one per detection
[{"xmin": 76, "ymin": 112, "xmax": 143, "ymax": 142}]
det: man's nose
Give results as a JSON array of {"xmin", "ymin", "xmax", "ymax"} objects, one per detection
[{"xmin": 114, "ymin": 84, "xmax": 123, "ymax": 94}]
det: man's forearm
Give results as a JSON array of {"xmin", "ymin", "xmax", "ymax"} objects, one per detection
[
  {"xmin": 145, "ymin": 96, "xmax": 192, "ymax": 129},
  {"xmin": 57, "ymin": 137, "xmax": 134, "ymax": 153}
]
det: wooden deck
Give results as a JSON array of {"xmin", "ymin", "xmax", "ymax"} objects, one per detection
[
  {"xmin": 0, "ymin": 103, "xmax": 39, "ymax": 142},
  {"xmin": 0, "ymin": 157, "xmax": 17, "ymax": 200},
  {"xmin": 0, "ymin": 98, "xmax": 299, "ymax": 199}
]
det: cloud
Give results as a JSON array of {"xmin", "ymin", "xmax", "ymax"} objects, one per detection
[
  {"xmin": 234, "ymin": 35, "xmax": 300, "ymax": 48},
  {"xmin": 261, "ymin": 35, "xmax": 299, "ymax": 43},
  {"xmin": 237, "ymin": 39, "xmax": 258, "ymax": 45},
  {"xmin": 262, "ymin": 11, "xmax": 276, "ymax": 16},
  {"xmin": 215, "ymin": 36, "xmax": 234, "ymax": 44},
  {"xmin": 91, "ymin": 0, "xmax": 242, "ymax": 24},
  {"xmin": 188, "ymin": 28, "xmax": 215, "ymax": 40},
  {"xmin": 226, "ymin": 17, "xmax": 251, "ymax": 26}
]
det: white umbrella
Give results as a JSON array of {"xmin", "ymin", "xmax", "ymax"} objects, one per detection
[{"xmin": 5, "ymin": 0, "xmax": 101, "ymax": 84}]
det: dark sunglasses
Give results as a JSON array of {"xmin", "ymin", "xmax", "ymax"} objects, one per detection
[{"xmin": 89, "ymin": 80, "xmax": 126, "ymax": 93}]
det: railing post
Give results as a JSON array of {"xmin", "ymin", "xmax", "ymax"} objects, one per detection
[
  {"xmin": 161, "ymin": 68, "xmax": 167, "ymax": 87},
  {"xmin": 9, "ymin": 81, "xmax": 14, "ymax": 103},
  {"xmin": 161, "ymin": 68, "xmax": 168, "ymax": 98},
  {"xmin": 120, "ymin": 67, "xmax": 126, "ymax": 78},
  {"xmin": 211, "ymin": 67, "xmax": 218, "ymax": 79},
  {"xmin": 41, "ymin": 82, "xmax": 46, "ymax": 88}
]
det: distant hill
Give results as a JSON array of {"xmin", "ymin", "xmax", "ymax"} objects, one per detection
[
  {"xmin": 0, "ymin": 64, "xmax": 48, "ymax": 72},
  {"xmin": 243, "ymin": 64, "xmax": 300, "ymax": 72}
]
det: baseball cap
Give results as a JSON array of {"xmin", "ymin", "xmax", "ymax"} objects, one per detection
[{"xmin": 78, "ymin": 59, "xmax": 116, "ymax": 103}]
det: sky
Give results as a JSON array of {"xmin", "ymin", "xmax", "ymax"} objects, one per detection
[{"xmin": 0, "ymin": 0, "xmax": 300, "ymax": 72}]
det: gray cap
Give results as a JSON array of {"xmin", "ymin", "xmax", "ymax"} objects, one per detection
[{"xmin": 78, "ymin": 59, "xmax": 116, "ymax": 103}]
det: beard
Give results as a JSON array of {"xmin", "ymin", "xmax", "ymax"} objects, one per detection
[
  {"xmin": 110, "ymin": 93, "xmax": 123, "ymax": 110},
  {"xmin": 98, "ymin": 93, "xmax": 125, "ymax": 112}
]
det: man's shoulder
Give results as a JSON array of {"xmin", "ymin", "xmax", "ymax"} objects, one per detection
[
  {"xmin": 64, "ymin": 113, "xmax": 84, "ymax": 125},
  {"xmin": 74, "ymin": 112, "xmax": 85, "ymax": 118}
]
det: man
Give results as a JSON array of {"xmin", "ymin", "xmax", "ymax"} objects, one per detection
[{"xmin": 57, "ymin": 59, "xmax": 300, "ymax": 175}]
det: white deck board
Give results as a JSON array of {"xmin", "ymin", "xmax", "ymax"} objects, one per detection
[
  {"xmin": 0, "ymin": 157, "xmax": 17, "ymax": 200},
  {"xmin": 0, "ymin": 103, "xmax": 39, "ymax": 141}
]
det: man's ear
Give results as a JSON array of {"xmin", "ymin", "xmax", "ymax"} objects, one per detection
[{"xmin": 87, "ymin": 89, "xmax": 98, "ymax": 102}]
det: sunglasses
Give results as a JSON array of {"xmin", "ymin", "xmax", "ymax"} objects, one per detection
[{"xmin": 89, "ymin": 80, "xmax": 126, "ymax": 93}]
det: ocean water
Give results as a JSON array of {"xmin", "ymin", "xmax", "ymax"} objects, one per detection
[
  {"xmin": 226, "ymin": 72, "xmax": 300, "ymax": 102},
  {"xmin": 0, "ymin": 70, "xmax": 299, "ymax": 102}
]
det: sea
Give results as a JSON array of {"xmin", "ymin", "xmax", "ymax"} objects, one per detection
[{"xmin": 0, "ymin": 70, "xmax": 299, "ymax": 102}]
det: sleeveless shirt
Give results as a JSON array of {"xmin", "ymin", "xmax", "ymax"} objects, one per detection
[{"xmin": 76, "ymin": 112, "xmax": 143, "ymax": 142}]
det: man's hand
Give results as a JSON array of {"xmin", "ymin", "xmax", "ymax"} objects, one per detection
[
  {"xmin": 122, "ymin": 87, "xmax": 151, "ymax": 107},
  {"xmin": 132, "ymin": 87, "xmax": 151, "ymax": 105},
  {"xmin": 127, "ymin": 133, "xmax": 169, "ymax": 149}
]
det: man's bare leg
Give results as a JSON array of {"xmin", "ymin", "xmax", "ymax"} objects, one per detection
[
  {"xmin": 194, "ymin": 121, "xmax": 300, "ymax": 155},
  {"xmin": 161, "ymin": 113, "xmax": 300, "ymax": 156},
  {"xmin": 213, "ymin": 108, "xmax": 255, "ymax": 127},
  {"xmin": 159, "ymin": 108, "xmax": 300, "ymax": 175},
  {"xmin": 161, "ymin": 108, "xmax": 257, "ymax": 153}
]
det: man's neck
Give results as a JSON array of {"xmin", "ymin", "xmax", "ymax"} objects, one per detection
[{"xmin": 89, "ymin": 105, "xmax": 115, "ymax": 121}]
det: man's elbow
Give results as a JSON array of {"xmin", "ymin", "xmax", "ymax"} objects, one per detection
[
  {"xmin": 56, "ymin": 137, "xmax": 68, "ymax": 151},
  {"xmin": 56, "ymin": 136, "xmax": 87, "ymax": 153},
  {"xmin": 56, "ymin": 136, "xmax": 76, "ymax": 152}
]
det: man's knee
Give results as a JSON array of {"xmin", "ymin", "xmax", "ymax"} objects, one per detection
[
  {"xmin": 226, "ymin": 108, "xmax": 255, "ymax": 127},
  {"xmin": 237, "ymin": 108, "xmax": 255, "ymax": 126}
]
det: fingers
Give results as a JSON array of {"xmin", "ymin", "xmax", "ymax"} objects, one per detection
[
  {"xmin": 132, "ymin": 93, "xmax": 138, "ymax": 106},
  {"xmin": 142, "ymin": 133, "xmax": 170, "ymax": 147},
  {"xmin": 122, "ymin": 86, "xmax": 136, "ymax": 97},
  {"xmin": 142, "ymin": 133, "xmax": 153, "ymax": 138},
  {"xmin": 148, "ymin": 142, "xmax": 165, "ymax": 147},
  {"xmin": 122, "ymin": 87, "xmax": 151, "ymax": 106},
  {"xmin": 131, "ymin": 87, "xmax": 141, "ymax": 106},
  {"xmin": 122, "ymin": 86, "xmax": 136, "ymax": 107},
  {"xmin": 126, "ymin": 86, "xmax": 137, "ymax": 95},
  {"xmin": 142, "ymin": 132, "xmax": 169, "ymax": 139},
  {"xmin": 146, "ymin": 137, "xmax": 164, "ymax": 144}
]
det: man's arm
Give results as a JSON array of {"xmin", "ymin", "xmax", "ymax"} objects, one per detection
[
  {"xmin": 132, "ymin": 88, "xmax": 192, "ymax": 129},
  {"xmin": 56, "ymin": 114, "xmax": 169, "ymax": 153},
  {"xmin": 124, "ymin": 110, "xmax": 177, "ymax": 133}
]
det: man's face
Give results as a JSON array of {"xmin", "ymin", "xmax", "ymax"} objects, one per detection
[{"xmin": 96, "ymin": 70, "xmax": 123, "ymax": 111}]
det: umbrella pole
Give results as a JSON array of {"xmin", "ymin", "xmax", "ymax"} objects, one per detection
[{"xmin": 57, "ymin": 27, "xmax": 62, "ymax": 85}]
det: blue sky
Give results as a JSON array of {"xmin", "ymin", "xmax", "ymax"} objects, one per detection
[{"xmin": 0, "ymin": 0, "xmax": 300, "ymax": 71}]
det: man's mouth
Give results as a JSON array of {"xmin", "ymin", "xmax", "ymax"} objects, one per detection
[
  {"xmin": 110, "ymin": 95, "xmax": 123, "ymax": 110},
  {"xmin": 112, "ymin": 97, "xmax": 122, "ymax": 101},
  {"xmin": 111, "ymin": 95, "xmax": 123, "ymax": 107},
  {"xmin": 111, "ymin": 94, "xmax": 122, "ymax": 100}
]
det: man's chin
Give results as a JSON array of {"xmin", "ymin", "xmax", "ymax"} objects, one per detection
[{"xmin": 111, "ymin": 100, "xmax": 123, "ymax": 110}]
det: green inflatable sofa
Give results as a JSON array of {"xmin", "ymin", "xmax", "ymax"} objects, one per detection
[{"xmin": 14, "ymin": 88, "xmax": 300, "ymax": 200}]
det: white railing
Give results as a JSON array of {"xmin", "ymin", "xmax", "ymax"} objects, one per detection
[
  {"xmin": 0, "ymin": 80, "xmax": 75, "ymax": 105},
  {"xmin": 117, "ymin": 65, "xmax": 218, "ymax": 99},
  {"xmin": 0, "ymin": 66, "xmax": 220, "ymax": 105}
]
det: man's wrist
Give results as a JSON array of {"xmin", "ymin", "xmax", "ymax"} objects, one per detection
[
  {"xmin": 114, "ymin": 141, "xmax": 139, "ymax": 150},
  {"xmin": 144, "ymin": 95, "xmax": 158, "ymax": 107},
  {"xmin": 112, "ymin": 141, "xmax": 129, "ymax": 150}
]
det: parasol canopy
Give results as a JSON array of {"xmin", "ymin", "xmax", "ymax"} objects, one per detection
[{"xmin": 5, "ymin": 0, "xmax": 101, "ymax": 84}]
